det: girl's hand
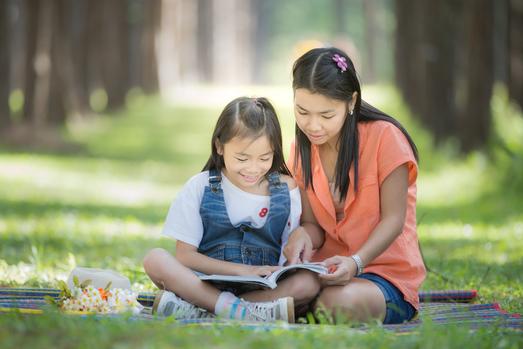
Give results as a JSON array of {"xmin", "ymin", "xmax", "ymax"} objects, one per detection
[
  {"xmin": 237, "ymin": 265, "xmax": 281, "ymax": 277},
  {"xmin": 319, "ymin": 255, "xmax": 358, "ymax": 286},
  {"xmin": 283, "ymin": 226, "xmax": 314, "ymax": 265}
]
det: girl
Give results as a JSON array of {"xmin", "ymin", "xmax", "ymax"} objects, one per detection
[
  {"xmin": 143, "ymin": 97, "xmax": 321, "ymax": 323},
  {"xmin": 284, "ymin": 47, "xmax": 426, "ymax": 324}
]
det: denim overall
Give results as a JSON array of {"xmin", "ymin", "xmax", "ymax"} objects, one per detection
[{"xmin": 198, "ymin": 169, "xmax": 290, "ymax": 267}]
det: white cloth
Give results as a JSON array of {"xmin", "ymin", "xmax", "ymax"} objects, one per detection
[{"xmin": 162, "ymin": 171, "xmax": 301, "ymax": 265}]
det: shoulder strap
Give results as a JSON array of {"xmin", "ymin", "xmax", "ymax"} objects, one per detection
[
  {"xmin": 267, "ymin": 172, "xmax": 281, "ymax": 187},
  {"xmin": 208, "ymin": 169, "xmax": 222, "ymax": 192}
]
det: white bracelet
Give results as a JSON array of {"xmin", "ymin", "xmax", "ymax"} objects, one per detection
[{"xmin": 350, "ymin": 254, "xmax": 364, "ymax": 276}]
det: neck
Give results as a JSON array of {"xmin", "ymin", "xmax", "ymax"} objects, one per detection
[{"xmin": 320, "ymin": 135, "xmax": 340, "ymax": 154}]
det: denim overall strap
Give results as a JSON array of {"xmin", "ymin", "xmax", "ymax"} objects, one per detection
[
  {"xmin": 198, "ymin": 171, "xmax": 291, "ymax": 266},
  {"xmin": 208, "ymin": 169, "xmax": 222, "ymax": 193}
]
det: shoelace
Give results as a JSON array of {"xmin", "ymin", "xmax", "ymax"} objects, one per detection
[
  {"xmin": 168, "ymin": 297, "xmax": 215, "ymax": 319},
  {"xmin": 243, "ymin": 299, "xmax": 278, "ymax": 321}
]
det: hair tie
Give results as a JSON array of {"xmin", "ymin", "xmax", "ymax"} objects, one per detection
[{"xmin": 332, "ymin": 54, "xmax": 348, "ymax": 73}]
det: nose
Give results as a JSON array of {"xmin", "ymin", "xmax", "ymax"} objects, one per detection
[
  {"xmin": 306, "ymin": 116, "xmax": 322, "ymax": 132},
  {"xmin": 244, "ymin": 162, "xmax": 262, "ymax": 174}
]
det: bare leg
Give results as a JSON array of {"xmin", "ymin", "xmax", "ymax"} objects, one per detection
[
  {"xmin": 240, "ymin": 270, "xmax": 321, "ymax": 309},
  {"xmin": 314, "ymin": 278, "xmax": 386, "ymax": 323},
  {"xmin": 143, "ymin": 248, "xmax": 221, "ymax": 312}
]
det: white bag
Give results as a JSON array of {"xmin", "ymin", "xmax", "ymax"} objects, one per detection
[{"xmin": 67, "ymin": 267, "xmax": 131, "ymax": 290}]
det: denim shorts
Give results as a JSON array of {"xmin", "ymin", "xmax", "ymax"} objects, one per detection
[{"xmin": 357, "ymin": 273, "xmax": 416, "ymax": 324}]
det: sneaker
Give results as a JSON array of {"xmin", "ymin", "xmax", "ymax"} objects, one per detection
[
  {"xmin": 241, "ymin": 297, "xmax": 295, "ymax": 323},
  {"xmin": 152, "ymin": 290, "xmax": 215, "ymax": 319}
]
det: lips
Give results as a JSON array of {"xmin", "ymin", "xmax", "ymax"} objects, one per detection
[
  {"xmin": 307, "ymin": 133, "xmax": 324, "ymax": 141},
  {"xmin": 241, "ymin": 174, "xmax": 259, "ymax": 183}
]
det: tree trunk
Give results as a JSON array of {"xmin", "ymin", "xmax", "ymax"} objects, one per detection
[
  {"xmin": 100, "ymin": 0, "xmax": 129, "ymax": 110},
  {"xmin": 157, "ymin": 0, "xmax": 179, "ymax": 92},
  {"xmin": 422, "ymin": 0, "xmax": 459, "ymax": 141},
  {"xmin": 22, "ymin": 0, "xmax": 38, "ymax": 125},
  {"xmin": 30, "ymin": 0, "xmax": 54, "ymax": 127},
  {"xmin": 251, "ymin": 0, "xmax": 272, "ymax": 84},
  {"xmin": 395, "ymin": 0, "xmax": 426, "ymax": 119},
  {"xmin": 141, "ymin": 0, "xmax": 161, "ymax": 93},
  {"xmin": 211, "ymin": 0, "xmax": 253, "ymax": 84},
  {"xmin": 363, "ymin": 0, "xmax": 377, "ymax": 83},
  {"xmin": 459, "ymin": 0, "xmax": 494, "ymax": 151},
  {"xmin": 197, "ymin": 0, "xmax": 214, "ymax": 82},
  {"xmin": 508, "ymin": 0, "xmax": 523, "ymax": 110},
  {"xmin": 178, "ymin": 0, "xmax": 198, "ymax": 83},
  {"xmin": 0, "ymin": 0, "xmax": 11, "ymax": 130},
  {"xmin": 86, "ymin": 1, "xmax": 104, "ymax": 99},
  {"xmin": 68, "ymin": 0, "xmax": 92, "ymax": 117}
]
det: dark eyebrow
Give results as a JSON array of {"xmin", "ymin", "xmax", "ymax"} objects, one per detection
[
  {"xmin": 296, "ymin": 104, "xmax": 335, "ymax": 114},
  {"xmin": 235, "ymin": 151, "xmax": 274, "ymax": 156}
]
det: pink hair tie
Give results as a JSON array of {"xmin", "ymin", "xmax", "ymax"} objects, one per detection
[{"xmin": 332, "ymin": 54, "xmax": 348, "ymax": 73}]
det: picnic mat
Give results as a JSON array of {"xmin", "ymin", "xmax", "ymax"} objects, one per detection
[{"xmin": 0, "ymin": 287, "xmax": 521, "ymax": 332}]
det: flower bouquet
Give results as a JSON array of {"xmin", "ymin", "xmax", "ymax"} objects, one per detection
[{"xmin": 45, "ymin": 276, "xmax": 143, "ymax": 314}]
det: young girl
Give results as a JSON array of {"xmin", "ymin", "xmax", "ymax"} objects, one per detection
[
  {"xmin": 284, "ymin": 47, "xmax": 426, "ymax": 324},
  {"xmin": 143, "ymin": 97, "xmax": 321, "ymax": 323}
]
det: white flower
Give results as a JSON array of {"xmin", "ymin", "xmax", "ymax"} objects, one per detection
[{"xmin": 60, "ymin": 285, "xmax": 142, "ymax": 314}]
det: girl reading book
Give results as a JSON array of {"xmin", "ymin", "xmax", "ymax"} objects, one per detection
[
  {"xmin": 284, "ymin": 47, "xmax": 426, "ymax": 324},
  {"xmin": 143, "ymin": 97, "xmax": 321, "ymax": 323}
]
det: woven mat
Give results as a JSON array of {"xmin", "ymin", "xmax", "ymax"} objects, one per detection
[{"xmin": 0, "ymin": 287, "xmax": 520, "ymax": 332}]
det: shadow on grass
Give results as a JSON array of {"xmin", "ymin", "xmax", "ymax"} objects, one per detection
[
  {"xmin": 0, "ymin": 199, "xmax": 166, "ymax": 225},
  {"xmin": 418, "ymin": 189, "xmax": 523, "ymax": 225}
]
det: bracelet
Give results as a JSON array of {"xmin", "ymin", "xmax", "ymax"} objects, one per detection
[{"xmin": 350, "ymin": 254, "xmax": 364, "ymax": 276}]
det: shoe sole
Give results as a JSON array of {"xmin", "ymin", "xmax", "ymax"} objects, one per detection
[
  {"xmin": 152, "ymin": 290, "xmax": 165, "ymax": 314},
  {"xmin": 285, "ymin": 297, "xmax": 295, "ymax": 323}
]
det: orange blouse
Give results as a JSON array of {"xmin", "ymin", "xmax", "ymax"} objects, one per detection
[{"xmin": 289, "ymin": 120, "xmax": 426, "ymax": 309}]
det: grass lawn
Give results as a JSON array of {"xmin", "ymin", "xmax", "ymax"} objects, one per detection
[{"xmin": 1, "ymin": 86, "xmax": 522, "ymax": 347}]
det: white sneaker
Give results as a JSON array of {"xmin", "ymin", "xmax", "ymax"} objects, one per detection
[
  {"xmin": 152, "ymin": 290, "xmax": 215, "ymax": 320},
  {"xmin": 241, "ymin": 297, "xmax": 295, "ymax": 323}
]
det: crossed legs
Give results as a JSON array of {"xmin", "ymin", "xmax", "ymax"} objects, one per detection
[
  {"xmin": 314, "ymin": 278, "xmax": 386, "ymax": 323},
  {"xmin": 143, "ymin": 248, "xmax": 322, "ymax": 314}
]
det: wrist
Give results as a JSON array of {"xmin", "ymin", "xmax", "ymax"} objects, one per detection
[{"xmin": 350, "ymin": 254, "xmax": 364, "ymax": 276}]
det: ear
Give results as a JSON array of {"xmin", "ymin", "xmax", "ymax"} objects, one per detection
[
  {"xmin": 348, "ymin": 92, "xmax": 358, "ymax": 112},
  {"xmin": 215, "ymin": 139, "xmax": 223, "ymax": 155}
]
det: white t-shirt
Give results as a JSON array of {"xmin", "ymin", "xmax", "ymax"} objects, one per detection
[{"xmin": 162, "ymin": 171, "xmax": 301, "ymax": 265}]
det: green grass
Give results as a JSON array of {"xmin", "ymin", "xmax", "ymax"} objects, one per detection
[{"xmin": 1, "ymin": 86, "xmax": 522, "ymax": 347}]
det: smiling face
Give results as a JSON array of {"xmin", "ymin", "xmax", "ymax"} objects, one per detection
[
  {"xmin": 217, "ymin": 134, "xmax": 274, "ymax": 192},
  {"xmin": 294, "ymin": 88, "xmax": 354, "ymax": 148}
]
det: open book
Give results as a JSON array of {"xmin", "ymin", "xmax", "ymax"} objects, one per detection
[{"xmin": 196, "ymin": 263, "xmax": 328, "ymax": 292}]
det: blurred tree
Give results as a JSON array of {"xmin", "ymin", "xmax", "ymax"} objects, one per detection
[
  {"xmin": 459, "ymin": 0, "xmax": 494, "ymax": 151},
  {"xmin": 0, "ymin": 0, "xmax": 10, "ymax": 130},
  {"xmin": 26, "ymin": 0, "xmax": 53, "ymax": 127},
  {"xmin": 422, "ymin": 0, "xmax": 460, "ymax": 141},
  {"xmin": 362, "ymin": 0, "xmax": 377, "ymax": 83},
  {"xmin": 211, "ymin": 0, "xmax": 254, "ymax": 84},
  {"xmin": 100, "ymin": 0, "xmax": 130, "ymax": 110},
  {"xmin": 508, "ymin": 0, "xmax": 523, "ymax": 110},
  {"xmin": 251, "ymin": 0, "xmax": 274, "ymax": 84},
  {"xmin": 140, "ymin": 0, "xmax": 161, "ymax": 93},
  {"xmin": 395, "ymin": 0, "xmax": 502, "ymax": 152},
  {"xmin": 197, "ymin": 0, "xmax": 214, "ymax": 82},
  {"xmin": 68, "ymin": 0, "xmax": 92, "ymax": 117},
  {"xmin": 395, "ymin": 0, "xmax": 425, "ymax": 124}
]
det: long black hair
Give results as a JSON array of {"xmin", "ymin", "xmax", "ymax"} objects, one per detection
[
  {"xmin": 292, "ymin": 47, "xmax": 418, "ymax": 200},
  {"xmin": 203, "ymin": 96, "xmax": 291, "ymax": 176}
]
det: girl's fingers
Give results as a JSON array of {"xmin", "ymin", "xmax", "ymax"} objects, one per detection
[
  {"xmin": 322, "ymin": 255, "xmax": 342, "ymax": 267},
  {"xmin": 288, "ymin": 244, "xmax": 304, "ymax": 265},
  {"xmin": 302, "ymin": 243, "xmax": 313, "ymax": 263}
]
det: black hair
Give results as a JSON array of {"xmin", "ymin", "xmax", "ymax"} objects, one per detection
[
  {"xmin": 292, "ymin": 47, "xmax": 419, "ymax": 200},
  {"xmin": 202, "ymin": 96, "xmax": 291, "ymax": 176}
]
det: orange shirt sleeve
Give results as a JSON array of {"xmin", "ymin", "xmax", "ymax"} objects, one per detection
[{"xmin": 377, "ymin": 124, "xmax": 418, "ymax": 186}]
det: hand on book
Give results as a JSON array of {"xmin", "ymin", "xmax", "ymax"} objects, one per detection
[
  {"xmin": 319, "ymin": 255, "xmax": 358, "ymax": 286},
  {"xmin": 283, "ymin": 227, "xmax": 314, "ymax": 265},
  {"xmin": 237, "ymin": 264, "xmax": 282, "ymax": 277}
]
